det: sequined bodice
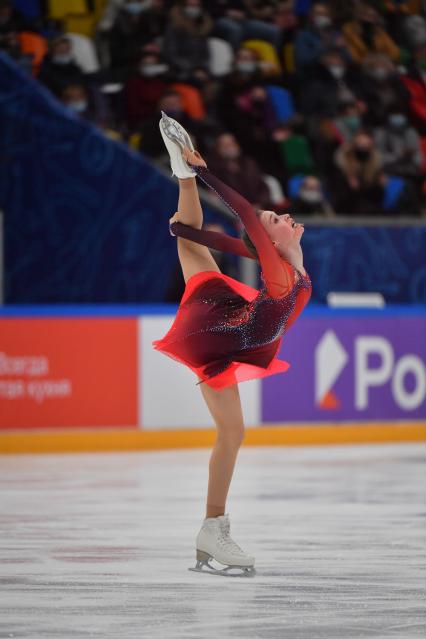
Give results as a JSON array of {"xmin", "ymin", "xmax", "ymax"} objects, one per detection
[{"xmin": 219, "ymin": 272, "xmax": 311, "ymax": 352}]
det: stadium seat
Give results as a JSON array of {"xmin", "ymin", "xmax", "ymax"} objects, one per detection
[
  {"xmin": 13, "ymin": 0, "xmax": 41, "ymax": 18},
  {"xmin": 48, "ymin": 0, "xmax": 88, "ymax": 19},
  {"xmin": 266, "ymin": 85, "xmax": 295, "ymax": 122},
  {"xmin": 263, "ymin": 174, "xmax": 286, "ymax": 205},
  {"xmin": 242, "ymin": 39, "xmax": 282, "ymax": 74},
  {"xmin": 207, "ymin": 38, "xmax": 234, "ymax": 77},
  {"xmin": 280, "ymin": 135, "xmax": 315, "ymax": 175},
  {"xmin": 170, "ymin": 83, "xmax": 206, "ymax": 120},
  {"xmin": 287, "ymin": 174, "xmax": 305, "ymax": 198},
  {"xmin": 18, "ymin": 31, "xmax": 48, "ymax": 76},
  {"xmin": 382, "ymin": 176, "xmax": 405, "ymax": 211},
  {"xmin": 67, "ymin": 32, "xmax": 100, "ymax": 73},
  {"xmin": 282, "ymin": 42, "xmax": 296, "ymax": 74}
]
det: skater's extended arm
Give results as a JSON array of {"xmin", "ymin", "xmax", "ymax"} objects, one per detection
[
  {"xmin": 192, "ymin": 166, "xmax": 294, "ymax": 298},
  {"xmin": 170, "ymin": 221, "xmax": 255, "ymax": 259}
]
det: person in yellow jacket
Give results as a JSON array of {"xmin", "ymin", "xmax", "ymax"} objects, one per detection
[{"xmin": 342, "ymin": 1, "xmax": 400, "ymax": 64}]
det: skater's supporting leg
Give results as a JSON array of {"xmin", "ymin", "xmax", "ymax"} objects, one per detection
[
  {"xmin": 200, "ymin": 383, "xmax": 245, "ymax": 519},
  {"xmin": 176, "ymin": 177, "xmax": 220, "ymax": 283}
]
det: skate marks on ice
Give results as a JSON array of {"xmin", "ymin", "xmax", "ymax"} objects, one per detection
[{"xmin": 0, "ymin": 444, "xmax": 425, "ymax": 638}]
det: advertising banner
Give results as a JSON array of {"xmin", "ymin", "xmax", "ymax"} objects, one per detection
[
  {"xmin": 0, "ymin": 318, "xmax": 138, "ymax": 429},
  {"xmin": 262, "ymin": 315, "xmax": 426, "ymax": 423}
]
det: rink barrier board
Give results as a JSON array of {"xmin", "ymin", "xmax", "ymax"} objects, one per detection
[
  {"xmin": 1, "ymin": 305, "xmax": 426, "ymax": 448},
  {"xmin": 0, "ymin": 423, "xmax": 425, "ymax": 454}
]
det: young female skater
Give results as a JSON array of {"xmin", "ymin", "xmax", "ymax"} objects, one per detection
[{"xmin": 154, "ymin": 112, "xmax": 312, "ymax": 577}]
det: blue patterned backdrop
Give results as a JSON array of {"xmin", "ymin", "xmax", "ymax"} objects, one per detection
[
  {"xmin": 1, "ymin": 53, "xmax": 425, "ymax": 303},
  {"xmin": 0, "ymin": 54, "xmax": 227, "ymax": 303}
]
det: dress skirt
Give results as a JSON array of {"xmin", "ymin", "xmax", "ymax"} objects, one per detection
[{"xmin": 152, "ymin": 270, "xmax": 290, "ymax": 390}]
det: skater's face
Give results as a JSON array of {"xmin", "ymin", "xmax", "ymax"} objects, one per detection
[{"xmin": 260, "ymin": 211, "xmax": 304, "ymax": 251}]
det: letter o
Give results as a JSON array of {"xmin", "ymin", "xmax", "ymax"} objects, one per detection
[{"xmin": 392, "ymin": 355, "xmax": 426, "ymax": 411}]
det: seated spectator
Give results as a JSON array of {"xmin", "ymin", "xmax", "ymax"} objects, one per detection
[
  {"xmin": 39, "ymin": 36, "xmax": 85, "ymax": 96},
  {"xmin": 332, "ymin": 128, "xmax": 385, "ymax": 215},
  {"xmin": 139, "ymin": 90, "xmax": 211, "ymax": 159},
  {"xmin": 210, "ymin": 0, "xmax": 282, "ymax": 52},
  {"xmin": 289, "ymin": 175, "xmax": 335, "ymax": 217},
  {"xmin": 108, "ymin": 0, "xmax": 168, "ymax": 75},
  {"xmin": 60, "ymin": 83, "xmax": 112, "ymax": 131},
  {"xmin": 298, "ymin": 48, "xmax": 358, "ymax": 118},
  {"xmin": 342, "ymin": 1, "xmax": 400, "ymax": 64},
  {"xmin": 206, "ymin": 132, "xmax": 273, "ymax": 210},
  {"xmin": 311, "ymin": 100, "xmax": 363, "ymax": 177},
  {"xmin": 401, "ymin": 43, "xmax": 426, "ymax": 134},
  {"xmin": 374, "ymin": 106, "xmax": 423, "ymax": 178},
  {"xmin": 219, "ymin": 79, "xmax": 278, "ymax": 170},
  {"xmin": 162, "ymin": 0, "xmax": 212, "ymax": 80},
  {"xmin": 295, "ymin": 2, "xmax": 349, "ymax": 74},
  {"xmin": 0, "ymin": 30, "xmax": 32, "ymax": 73},
  {"xmin": 356, "ymin": 53, "xmax": 410, "ymax": 126},
  {"xmin": 0, "ymin": 0, "xmax": 30, "ymax": 36},
  {"xmin": 124, "ymin": 51, "xmax": 169, "ymax": 131}
]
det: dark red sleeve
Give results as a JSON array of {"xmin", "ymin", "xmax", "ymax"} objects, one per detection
[
  {"xmin": 192, "ymin": 166, "xmax": 294, "ymax": 298},
  {"xmin": 170, "ymin": 221, "xmax": 255, "ymax": 259}
]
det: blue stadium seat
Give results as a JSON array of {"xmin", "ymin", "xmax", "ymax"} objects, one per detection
[
  {"xmin": 266, "ymin": 85, "xmax": 295, "ymax": 123},
  {"xmin": 382, "ymin": 176, "xmax": 405, "ymax": 211}
]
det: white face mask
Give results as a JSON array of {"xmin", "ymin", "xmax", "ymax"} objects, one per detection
[
  {"xmin": 221, "ymin": 148, "xmax": 240, "ymax": 160},
  {"xmin": 236, "ymin": 61, "xmax": 256, "ymax": 74},
  {"xmin": 184, "ymin": 6, "xmax": 202, "ymax": 18},
  {"xmin": 69, "ymin": 100, "xmax": 88, "ymax": 113},
  {"xmin": 314, "ymin": 15, "xmax": 331, "ymax": 29},
  {"xmin": 328, "ymin": 65, "xmax": 345, "ymax": 80},
  {"xmin": 53, "ymin": 54, "xmax": 73, "ymax": 65},
  {"xmin": 125, "ymin": 1, "xmax": 151, "ymax": 15},
  {"xmin": 139, "ymin": 63, "xmax": 168, "ymax": 76},
  {"xmin": 299, "ymin": 189, "xmax": 322, "ymax": 204}
]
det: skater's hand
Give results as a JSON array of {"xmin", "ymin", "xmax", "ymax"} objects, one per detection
[
  {"xmin": 169, "ymin": 212, "xmax": 180, "ymax": 235},
  {"xmin": 183, "ymin": 147, "xmax": 207, "ymax": 168}
]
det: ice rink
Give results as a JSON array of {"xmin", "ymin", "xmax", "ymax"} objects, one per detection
[{"xmin": 1, "ymin": 442, "xmax": 425, "ymax": 639}]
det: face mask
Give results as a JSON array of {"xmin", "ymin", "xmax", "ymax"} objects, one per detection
[
  {"xmin": 139, "ymin": 63, "xmax": 168, "ymax": 77},
  {"xmin": 184, "ymin": 6, "xmax": 202, "ymax": 19},
  {"xmin": 342, "ymin": 114, "xmax": 361, "ymax": 131},
  {"xmin": 221, "ymin": 148, "xmax": 240, "ymax": 160},
  {"xmin": 299, "ymin": 189, "xmax": 322, "ymax": 204},
  {"xmin": 368, "ymin": 67, "xmax": 388, "ymax": 81},
  {"xmin": 327, "ymin": 65, "xmax": 345, "ymax": 80},
  {"xmin": 68, "ymin": 100, "xmax": 87, "ymax": 113},
  {"xmin": 354, "ymin": 148, "xmax": 370, "ymax": 161},
  {"xmin": 236, "ymin": 61, "xmax": 256, "ymax": 74},
  {"xmin": 314, "ymin": 15, "xmax": 331, "ymax": 29},
  {"xmin": 53, "ymin": 54, "xmax": 72, "ymax": 65},
  {"xmin": 389, "ymin": 114, "xmax": 407, "ymax": 128},
  {"xmin": 125, "ymin": 1, "xmax": 151, "ymax": 15}
]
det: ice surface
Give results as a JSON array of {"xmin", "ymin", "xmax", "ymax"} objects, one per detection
[{"xmin": 0, "ymin": 443, "xmax": 425, "ymax": 639}]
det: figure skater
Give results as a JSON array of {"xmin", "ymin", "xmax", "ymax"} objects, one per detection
[{"xmin": 154, "ymin": 112, "xmax": 312, "ymax": 577}]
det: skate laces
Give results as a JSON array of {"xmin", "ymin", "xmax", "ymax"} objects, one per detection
[{"xmin": 217, "ymin": 520, "xmax": 246, "ymax": 556}]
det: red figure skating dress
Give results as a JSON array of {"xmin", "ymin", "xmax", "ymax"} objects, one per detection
[{"xmin": 153, "ymin": 166, "xmax": 312, "ymax": 389}]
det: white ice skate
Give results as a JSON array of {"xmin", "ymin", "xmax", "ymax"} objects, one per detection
[
  {"xmin": 159, "ymin": 111, "xmax": 196, "ymax": 179},
  {"xmin": 189, "ymin": 514, "xmax": 256, "ymax": 577}
]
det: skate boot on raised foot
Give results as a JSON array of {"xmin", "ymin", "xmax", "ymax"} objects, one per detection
[
  {"xmin": 159, "ymin": 110, "xmax": 196, "ymax": 179},
  {"xmin": 189, "ymin": 514, "xmax": 256, "ymax": 577}
]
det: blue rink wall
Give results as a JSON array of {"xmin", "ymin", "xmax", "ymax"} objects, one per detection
[{"xmin": 0, "ymin": 305, "xmax": 425, "ymax": 452}]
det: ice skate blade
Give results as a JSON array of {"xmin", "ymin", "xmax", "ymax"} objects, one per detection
[
  {"xmin": 188, "ymin": 550, "xmax": 256, "ymax": 577},
  {"xmin": 188, "ymin": 564, "xmax": 256, "ymax": 577},
  {"xmin": 160, "ymin": 111, "xmax": 193, "ymax": 152}
]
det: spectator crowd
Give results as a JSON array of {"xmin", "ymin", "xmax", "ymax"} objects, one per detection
[{"xmin": 2, "ymin": 0, "xmax": 426, "ymax": 218}]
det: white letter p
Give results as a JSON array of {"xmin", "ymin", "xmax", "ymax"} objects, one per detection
[{"xmin": 355, "ymin": 337, "xmax": 394, "ymax": 410}]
